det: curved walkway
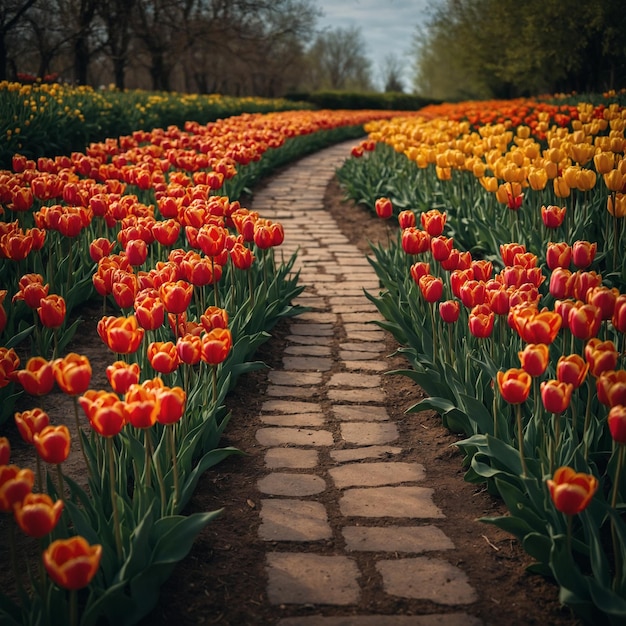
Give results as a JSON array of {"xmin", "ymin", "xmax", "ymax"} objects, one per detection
[{"xmin": 249, "ymin": 141, "xmax": 483, "ymax": 626}]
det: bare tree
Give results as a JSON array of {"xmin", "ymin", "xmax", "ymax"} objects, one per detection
[
  {"xmin": 0, "ymin": 0, "xmax": 37, "ymax": 79},
  {"xmin": 380, "ymin": 53, "xmax": 405, "ymax": 93},
  {"xmin": 97, "ymin": 0, "xmax": 136, "ymax": 89},
  {"xmin": 305, "ymin": 26, "xmax": 373, "ymax": 91}
]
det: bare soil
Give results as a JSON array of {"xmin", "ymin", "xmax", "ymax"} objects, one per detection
[{"xmin": 0, "ymin": 176, "xmax": 582, "ymax": 626}]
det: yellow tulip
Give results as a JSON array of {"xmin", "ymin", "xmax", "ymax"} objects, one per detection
[{"xmin": 553, "ymin": 176, "xmax": 571, "ymax": 198}]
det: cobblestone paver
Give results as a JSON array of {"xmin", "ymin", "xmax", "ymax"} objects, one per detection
[{"xmin": 250, "ymin": 141, "xmax": 483, "ymax": 626}]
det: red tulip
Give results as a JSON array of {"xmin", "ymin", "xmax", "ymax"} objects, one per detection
[
  {"xmin": 545, "ymin": 242, "xmax": 571, "ymax": 270},
  {"xmin": 97, "ymin": 315, "xmax": 145, "ymax": 354},
  {"xmin": 430, "ymin": 236, "xmax": 453, "ymax": 262},
  {"xmin": 398, "ymin": 210, "xmax": 416, "ymax": 229},
  {"xmin": 571, "ymin": 240, "xmax": 597, "ymax": 269},
  {"xmin": 608, "ymin": 405, "xmax": 626, "ymax": 444},
  {"xmin": 0, "ymin": 437, "xmax": 9, "ymax": 465},
  {"xmin": 105, "ymin": 361, "xmax": 141, "ymax": 395},
  {"xmin": 420, "ymin": 209, "xmax": 446, "ymax": 236},
  {"xmin": 159, "ymin": 280, "xmax": 193, "ymax": 315},
  {"xmin": 124, "ymin": 383, "xmax": 159, "ymax": 429},
  {"xmin": 147, "ymin": 341, "xmax": 180, "ymax": 374},
  {"xmin": 568, "ymin": 302, "xmax": 602, "ymax": 340},
  {"xmin": 586, "ymin": 286, "xmax": 619, "ymax": 320},
  {"xmin": 0, "ymin": 465, "xmax": 35, "ymax": 512},
  {"xmin": 33, "ymin": 425, "xmax": 71, "ymax": 464},
  {"xmin": 500, "ymin": 242, "xmax": 526, "ymax": 266},
  {"xmin": 540, "ymin": 380, "xmax": 573, "ymax": 413},
  {"xmin": 548, "ymin": 267, "xmax": 574, "ymax": 299},
  {"xmin": 43, "ymin": 536, "xmax": 102, "ymax": 590},
  {"xmin": 37, "ymin": 294, "xmax": 66, "ymax": 328},
  {"xmin": 176, "ymin": 334, "xmax": 203, "ymax": 365},
  {"xmin": 459, "ymin": 279, "xmax": 486, "ymax": 308},
  {"xmin": 556, "ymin": 354, "xmax": 588, "ymax": 389},
  {"xmin": 230, "ymin": 242, "xmax": 255, "ymax": 270},
  {"xmin": 585, "ymin": 338, "xmax": 618, "ymax": 378},
  {"xmin": 401, "ymin": 227, "xmax": 430, "ymax": 255},
  {"xmin": 518, "ymin": 343, "xmax": 550, "ymax": 377},
  {"xmin": 439, "ymin": 299, "xmax": 460, "ymax": 324},
  {"xmin": 14, "ymin": 492, "xmax": 64, "ymax": 538},
  {"xmin": 612, "ymin": 294, "xmax": 626, "ymax": 333},
  {"xmin": 79, "ymin": 389, "xmax": 126, "ymax": 437},
  {"xmin": 596, "ymin": 370, "xmax": 626, "ymax": 407},
  {"xmin": 201, "ymin": 328, "xmax": 232, "ymax": 365},
  {"xmin": 547, "ymin": 466, "xmax": 598, "ymax": 516},
  {"xmin": 374, "ymin": 197, "xmax": 393, "ymax": 219},
  {"xmin": 541, "ymin": 205, "xmax": 566, "ymax": 228},
  {"xmin": 134, "ymin": 289, "xmax": 165, "ymax": 331},
  {"xmin": 410, "ymin": 262, "xmax": 430, "ymax": 284},
  {"xmin": 155, "ymin": 385, "xmax": 186, "ymax": 425}
]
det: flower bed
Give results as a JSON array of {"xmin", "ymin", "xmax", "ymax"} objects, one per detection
[
  {"xmin": 338, "ymin": 94, "xmax": 626, "ymax": 624},
  {"xmin": 0, "ymin": 107, "xmax": 403, "ymax": 625}
]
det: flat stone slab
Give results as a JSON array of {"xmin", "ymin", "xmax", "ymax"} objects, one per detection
[
  {"xmin": 267, "ymin": 385, "xmax": 320, "ymax": 399},
  {"xmin": 328, "ymin": 373, "xmax": 382, "ymax": 388},
  {"xmin": 376, "ymin": 557, "xmax": 477, "ymax": 605},
  {"xmin": 339, "ymin": 342, "xmax": 387, "ymax": 353},
  {"xmin": 283, "ymin": 356, "xmax": 333, "ymax": 371},
  {"xmin": 332, "ymin": 405, "xmax": 389, "ymax": 422},
  {"xmin": 286, "ymin": 334, "xmax": 331, "ymax": 345},
  {"xmin": 290, "ymin": 323, "xmax": 334, "ymax": 336},
  {"xmin": 343, "ymin": 525, "xmax": 454, "ymax": 553},
  {"xmin": 285, "ymin": 345, "xmax": 332, "ymax": 356},
  {"xmin": 256, "ymin": 428, "xmax": 334, "ymax": 447},
  {"xmin": 329, "ymin": 462, "xmax": 426, "ymax": 488},
  {"xmin": 261, "ymin": 400, "xmax": 322, "ymax": 413},
  {"xmin": 261, "ymin": 413, "xmax": 325, "ymax": 427},
  {"xmin": 277, "ymin": 613, "xmax": 484, "ymax": 626},
  {"xmin": 342, "ymin": 359, "xmax": 389, "ymax": 371},
  {"xmin": 330, "ymin": 446, "xmax": 402, "ymax": 463},
  {"xmin": 259, "ymin": 499, "xmax": 331, "ymax": 541},
  {"xmin": 328, "ymin": 388, "xmax": 386, "ymax": 403},
  {"xmin": 265, "ymin": 447, "xmax": 319, "ymax": 469},
  {"xmin": 339, "ymin": 486, "xmax": 444, "ymax": 518},
  {"xmin": 268, "ymin": 371, "xmax": 323, "ymax": 385},
  {"xmin": 258, "ymin": 472, "xmax": 326, "ymax": 496},
  {"xmin": 266, "ymin": 553, "xmax": 360, "ymax": 605},
  {"xmin": 340, "ymin": 422, "xmax": 398, "ymax": 445}
]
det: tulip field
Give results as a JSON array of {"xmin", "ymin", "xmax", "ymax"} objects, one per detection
[
  {"xmin": 0, "ymin": 80, "xmax": 625, "ymax": 625},
  {"xmin": 338, "ymin": 93, "xmax": 626, "ymax": 624},
  {"xmin": 0, "ymin": 85, "xmax": 404, "ymax": 625}
]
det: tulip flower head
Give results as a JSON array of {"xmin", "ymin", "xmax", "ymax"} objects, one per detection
[
  {"xmin": 608, "ymin": 405, "xmax": 626, "ymax": 445},
  {"xmin": 43, "ymin": 536, "xmax": 102, "ymax": 590},
  {"xmin": 547, "ymin": 466, "xmax": 598, "ymax": 516},
  {"xmin": 0, "ymin": 465, "xmax": 35, "ymax": 511},
  {"xmin": 497, "ymin": 368, "xmax": 532, "ymax": 404},
  {"xmin": 375, "ymin": 197, "xmax": 393, "ymax": 219},
  {"xmin": 14, "ymin": 492, "xmax": 64, "ymax": 538}
]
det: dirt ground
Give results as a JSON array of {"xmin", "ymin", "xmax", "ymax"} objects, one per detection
[{"xmin": 0, "ymin": 176, "xmax": 583, "ymax": 626}]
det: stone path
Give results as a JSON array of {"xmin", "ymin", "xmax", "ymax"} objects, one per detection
[{"xmin": 249, "ymin": 141, "xmax": 483, "ymax": 626}]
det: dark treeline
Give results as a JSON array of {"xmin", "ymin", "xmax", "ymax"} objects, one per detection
[
  {"xmin": 414, "ymin": 0, "xmax": 626, "ymax": 101},
  {"xmin": 1, "ymin": 0, "xmax": 625, "ymax": 100}
]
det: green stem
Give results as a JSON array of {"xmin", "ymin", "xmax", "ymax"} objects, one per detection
[
  {"xmin": 611, "ymin": 444, "xmax": 625, "ymax": 591},
  {"xmin": 107, "ymin": 437, "xmax": 123, "ymax": 561},
  {"xmin": 144, "ymin": 429, "xmax": 153, "ymax": 489},
  {"xmin": 56, "ymin": 464, "xmax": 64, "ymax": 501},
  {"xmin": 516, "ymin": 403, "xmax": 528, "ymax": 478},
  {"xmin": 212, "ymin": 365, "xmax": 217, "ymax": 404},
  {"xmin": 583, "ymin": 378, "xmax": 593, "ymax": 460},
  {"xmin": 169, "ymin": 425, "xmax": 179, "ymax": 514},
  {"xmin": 70, "ymin": 588, "xmax": 78, "ymax": 626},
  {"xmin": 72, "ymin": 396, "xmax": 90, "ymax": 476}
]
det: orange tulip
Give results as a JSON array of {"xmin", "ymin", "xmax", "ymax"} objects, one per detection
[
  {"xmin": 596, "ymin": 370, "xmax": 626, "ymax": 407},
  {"xmin": 497, "ymin": 368, "xmax": 532, "ymax": 404},
  {"xmin": 37, "ymin": 294, "xmax": 66, "ymax": 328},
  {"xmin": 89, "ymin": 237, "xmax": 115, "ymax": 263},
  {"xmin": 511, "ymin": 307, "xmax": 562, "ymax": 344},
  {"xmin": 105, "ymin": 361, "xmax": 140, "ymax": 395},
  {"xmin": 134, "ymin": 288, "xmax": 165, "ymax": 331},
  {"xmin": 0, "ymin": 465, "xmax": 35, "ymax": 511},
  {"xmin": 15, "ymin": 408, "xmax": 50, "ymax": 443},
  {"xmin": 14, "ymin": 356, "xmax": 55, "ymax": 396},
  {"xmin": 459, "ymin": 279, "xmax": 486, "ymax": 307},
  {"xmin": 398, "ymin": 210, "xmax": 416, "ymax": 229},
  {"xmin": 14, "ymin": 492, "xmax": 64, "ymax": 537},
  {"xmin": 229, "ymin": 242, "xmax": 255, "ymax": 270},
  {"xmin": 176, "ymin": 334, "xmax": 203, "ymax": 365},
  {"xmin": 572, "ymin": 270, "xmax": 602, "ymax": 302},
  {"xmin": 500, "ymin": 242, "xmax": 526, "ymax": 266},
  {"xmin": 471, "ymin": 260, "xmax": 493, "ymax": 282},
  {"xmin": 12, "ymin": 273, "xmax": 48, "ymax": 308},
  {"xmin": 547, "ymin": 466, "xmax": 598, "ymax": 516},
  {"xmin": 124, "ymin": 383, "xmax": 159, "ymax": 429},
  {"xmin": 401, "ymin": 227, "xmax": 430, "ymax": 255},
  {"xmin": 586, "ymin": 286, "xmax": 619, "ymax": 320},
  {"xmin": 43, "ymin": 536, "xmax": 102, "ymax": 590},
  {"xmin": 53, "ymin": 353, "xmax": 92, "ymax": 396},
  {"xmin": 613, "ymin": 294, "xmax": 626, "ymax": 333},
  {"xmin": 152, "ymin": 219, "xmax": 181, "ymax": 247},
  {"xmin": 430, "ymin": 235, "xmax": 453, "ymax": 262},
  {"xmin": 197, "ymin": 223, "xmax": 227, "ymax": 257},
  {"xmin": 97, "ymin": 315, "xmax": 144, "ymax": 354},
  {"xmin": 147, "ymin": 341, "xmax": 180, "ymax": 374},
  {"xmin": 155, "ymin": 385, "xmax": 186, "ymax": 425},
  {"xmin": 418, "ymin": 274, "xmax": 443, "ymax": 303},
  {"xmin": 518, "ymin": 343, "xmax": 550, "ymax": 377},
  {"xmin": 468, "ymin": 304, "xmax": 495, "ymax": 338},
  {"xmin": 201, "ymin": 328, "xmax": 232, "ymax": 365},
  {"xmin": 159, "ymin": 280, "xmax": 193, "ymax": 315},
  {"xmin": 33, "ymin": 425, "xmax": 71, "ymax": 465},
  {"xmin": 79, "ymin": 389, "xmax": 126, "ymax": 437}
]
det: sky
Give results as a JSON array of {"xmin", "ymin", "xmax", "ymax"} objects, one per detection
[{"xmin": 313, "ymin": 0, "xmax": 440, "ymax": 92}]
